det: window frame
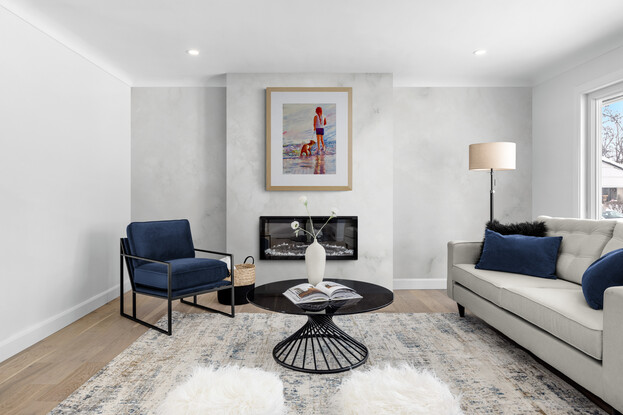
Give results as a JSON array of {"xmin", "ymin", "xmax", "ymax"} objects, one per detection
[{"xmin": 587, "ymin": 82, "xmax": 623, "ymax": 219}]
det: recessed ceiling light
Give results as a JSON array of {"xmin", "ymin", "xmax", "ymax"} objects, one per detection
[
  {"xmin": 473, "ymin": 49, "xmax": 487, "ymax": 56},
  {"xmin": 187, "ymin": 49, "xmax": 200, "ymax": 56}
]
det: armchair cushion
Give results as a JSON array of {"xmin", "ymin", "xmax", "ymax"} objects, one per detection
[
  {"xmin": 127, "ymin": 220, "xmax": 195, "ymax": 267},
  {"xmin": 135, "ymin": 280, "xmax": 231, "ymax": 298},
  {"xmin": 134, "ymin": 258, "xmax": 229, "ymax": 292}
]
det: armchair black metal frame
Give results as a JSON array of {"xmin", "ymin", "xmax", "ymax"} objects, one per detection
[{"xmin": 120, "ymin": 239, "xmax": 235, "ymax": 335}]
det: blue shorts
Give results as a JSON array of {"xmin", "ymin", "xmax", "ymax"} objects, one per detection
[{"xmin": 316, "ymin": 128, "xmax": 324, "ymax": 135}]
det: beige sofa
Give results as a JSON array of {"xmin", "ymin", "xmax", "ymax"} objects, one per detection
[{"xmin": 447, "ymin": 216, "xmax": 623, "ymax": 414}]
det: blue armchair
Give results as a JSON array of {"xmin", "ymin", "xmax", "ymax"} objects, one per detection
[{"xmin": 120, "ymin": 219, "xmax": 234, "ymax": 335}]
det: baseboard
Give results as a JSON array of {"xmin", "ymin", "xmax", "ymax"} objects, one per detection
[
  {"xmin": 0, "ymin": 283, "xmax": 123, "ymax": 364},
  {"xmin": 393, "ymin": 278, "xmax": 446, "ymax": 290}
]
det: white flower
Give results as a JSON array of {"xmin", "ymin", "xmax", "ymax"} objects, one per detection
[
  {"xmin": 291, "ymin": 220, "xmax": 300, "ymax": 230},
  {"xmin": 330, "ymin": 207, "xmax": 339, "ymax": 216},
  {"xmin": 298, "ymin": 195, "xmax": 308, "ymax": 205}
]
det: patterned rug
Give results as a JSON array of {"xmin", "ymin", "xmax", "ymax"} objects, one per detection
[{"xmin": 49, "ymin": 312, "xmax": 605, "ymax": 414}]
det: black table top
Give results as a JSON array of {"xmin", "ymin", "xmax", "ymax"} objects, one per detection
[{"xmin": 246, "ymin": 279, "xmax": 393, "ymax": 316}]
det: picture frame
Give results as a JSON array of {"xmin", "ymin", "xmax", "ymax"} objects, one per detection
[{"xmin": 266, "ymin": 87, "xmax": 352, "ymax": 191}]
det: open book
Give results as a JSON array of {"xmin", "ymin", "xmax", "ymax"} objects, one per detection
[{"xmin": 283, "ymin": 281, "xmax": 362, "ymax": 304}]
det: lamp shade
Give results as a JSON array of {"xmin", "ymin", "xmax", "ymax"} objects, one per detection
[{"xmin": 469, "ymin": 142, "xmax": 516, "ymax": 171}]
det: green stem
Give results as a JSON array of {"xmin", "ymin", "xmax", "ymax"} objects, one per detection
[
  {"xmin": 296, "ymin": 227, "xmax": 316, "ymax": 239},
  {"xmin": 305, "ymin": 204, "xmax": 316, "ymax": 238},
  {"xmin": 315, "ymin": 215, "xmax": 335, "ymax": 237}
]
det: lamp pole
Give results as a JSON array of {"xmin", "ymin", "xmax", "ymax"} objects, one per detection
[{"xmin": 490, "ymin": 168, "xmax": 495, "ymax": 223}]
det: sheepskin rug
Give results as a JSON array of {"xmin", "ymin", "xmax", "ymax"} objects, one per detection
[
  {"xmin": 158, "ymin": 366, "xmax": 287, "ymax": 415},
  {"xmin": 338, "ymin": 364, "xmax": 463, "ymax": 415}
]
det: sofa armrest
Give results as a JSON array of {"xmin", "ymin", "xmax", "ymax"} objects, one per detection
[
  {"xmin": 603, "ymin": 286, "xmax": 623, "ymax": 412},
  {"xmin": 447, "ymin": 241, "xmax": 482, "ymax": 299}
]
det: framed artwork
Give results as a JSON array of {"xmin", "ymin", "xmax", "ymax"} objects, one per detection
[{"xmin": 266, "ymin": 87, "xmax": 352, "ymax": 191}]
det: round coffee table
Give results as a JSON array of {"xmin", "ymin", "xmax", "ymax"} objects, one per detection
[{"xmin": 247, "ymin": 279, "xmax": 393, "ymax": 374}]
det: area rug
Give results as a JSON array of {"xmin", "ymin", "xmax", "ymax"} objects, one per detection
[{"xmin": 49, "ymin": 312, "xmax": 606, "ymax": 414}]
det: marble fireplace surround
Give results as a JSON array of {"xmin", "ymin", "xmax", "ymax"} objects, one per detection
[{"xmin": 226, "ymin": 73, "xmax": 393, "ymax": 289}]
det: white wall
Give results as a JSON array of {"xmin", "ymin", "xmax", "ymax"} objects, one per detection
[
  {"xmin": 533, "ymin": 46, "xmax": 623, "ymax": 218},
  {"xmin": 393, "ymin": 88, "xmax": 533, "ymax": 287},
  {"xmin": 226, "ymin": 74, "xmax": 394, "ymax": 289},
  {"xmin": 131, "ymin": 87, "xmax": 226, "ymax": 249},
  {"xmin": 128, "ymin": 83, "xmax": 533, "ymax": 291},
  {"xmin": 0, "ymin": 7, "xmax": 130, "ymax": 362}
]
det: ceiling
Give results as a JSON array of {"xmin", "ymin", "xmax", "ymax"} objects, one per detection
[{"xmin": 3, "ymin": 0, "xmax": 623, "ymax": 87}]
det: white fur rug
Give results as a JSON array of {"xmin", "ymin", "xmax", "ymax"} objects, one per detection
[
  {"xmin": 338, "ymin": 364, "xmax": 462, "ymax": 415},
  {"xmin": 158, "ymin": 366, "xmax": 287, "ymax": 415}
]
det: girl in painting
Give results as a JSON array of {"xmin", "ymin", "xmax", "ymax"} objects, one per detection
[{"xmin": 313, "ymin": 106, "xmax": 327, "ymax": 154}]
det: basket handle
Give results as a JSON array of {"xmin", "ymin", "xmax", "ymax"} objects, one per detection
[{"xmin": 244, "ymin": 255, "xmax": 255, "ymax": 264}]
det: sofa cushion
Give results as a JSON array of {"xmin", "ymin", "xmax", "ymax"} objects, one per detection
[
  {"xmin": 453, "ymin": 264, "xmax": 578, "ymax": 306},
  {"xmin": 476, "ymin": 229, "xmax": 562, "ymax": 279},
  {"xmin": 501, "ymin": 286, "xmax": 603, "ymax": 360},
  {"xmin": 134, "ymin": 258, "xmax": 228, "ymax": 291},
  {"xmin": 582, "ymin": 248, "xmax": 623, "ymax": 310},
  {"xmin": 538, "ymin": 216, "xmax": 616, "ymax": 284},
  {"xmin": 601, "ymin": 220, "xmax": 623, "ymax": 256}
]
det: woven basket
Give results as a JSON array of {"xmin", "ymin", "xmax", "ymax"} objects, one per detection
[{"xmin": 226, "ymin": 256, "xmax": 255, "ymax": 287}]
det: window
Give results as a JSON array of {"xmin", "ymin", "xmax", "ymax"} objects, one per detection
[
  {"xmin": 600, "ymin": 98, "xmax": 623, "ymax": 218},
  {"xmin": 588, "ymin": 83, "xmax": 623, "ymax": 219}
]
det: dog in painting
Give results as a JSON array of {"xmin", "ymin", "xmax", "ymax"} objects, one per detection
[{"xmin": 300, "ymin": 140, "xmax": 316, "ymax": 157}]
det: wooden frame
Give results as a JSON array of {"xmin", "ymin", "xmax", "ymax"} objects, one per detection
[{"xmin": 266, "ymin": 87, "xmax": 352, "ymax": 191}]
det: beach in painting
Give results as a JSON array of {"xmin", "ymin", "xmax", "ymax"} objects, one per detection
[{"xmin": 282, "ymin": 103, "xmax": 336, "ymax": 175}]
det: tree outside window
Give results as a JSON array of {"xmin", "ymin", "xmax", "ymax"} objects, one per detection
[{"xmin": 601, "ymin": 99, "xmax": 623, "ymax": 217}]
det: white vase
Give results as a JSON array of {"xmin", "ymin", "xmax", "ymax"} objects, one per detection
[{"xmin": 305, "ymin": 238, "xmax": 326, "ymax": 285}]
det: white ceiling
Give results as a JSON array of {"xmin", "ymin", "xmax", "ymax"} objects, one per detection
[{"xmin": 3, "ymin": 0, "xmax": 623, "ymax": 87}]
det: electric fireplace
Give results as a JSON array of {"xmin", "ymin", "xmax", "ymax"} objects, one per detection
[{"xmin": 259, "ymin": 216, "xmax": 358, "ymax": 260}]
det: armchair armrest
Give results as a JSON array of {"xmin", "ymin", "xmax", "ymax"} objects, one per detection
[
  {"xmin": 120, "ymin": 252, "xmax": 170, "ymax": 266},
  {"xmin": 194, "ymin": 248, "xmax": 233, "ymax": 257},
  {"xmin": 194, "ymin": 248, "xmax": 234, "ymax": 286},
  {"xmin": 603, "ymin": 286, "xmax": 623, "ymax": 412},
  {"xmin": 447, "ymin": 241, "xmax": 482, "ymax": 299},
  {"xmin": 120, "ymin": 252, "xmax": 173, "ymax": 295}
]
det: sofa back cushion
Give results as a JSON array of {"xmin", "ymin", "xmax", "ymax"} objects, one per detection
[
  {"xmin": 600, "ymin": 220, "xmax": 623, "ymax": 256},
  {"xmin": 538, "ymin": 216, "xmax": 616, "ymax": 284}
]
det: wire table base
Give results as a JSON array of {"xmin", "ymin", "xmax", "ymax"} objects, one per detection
[{"xmin": 272, "ymin": 314, "xmax": 368, "ymax": 374}]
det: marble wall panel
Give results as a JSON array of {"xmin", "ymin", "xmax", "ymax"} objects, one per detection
[
  {"xmin": 226, "ymin": 74, "xmax": 394, "ymax": 289},
  {"xmin": 131, "ymin": 87, "xmax": 227, "ymax": 249},
  {"xmin": 393, "ymin": 87, "xmax": 532, "ymax": 282}
]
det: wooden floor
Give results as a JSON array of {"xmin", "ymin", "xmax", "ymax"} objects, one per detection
[{"xmin": 0, "ymin": 289, "xmax": 456, "ymax": 415}]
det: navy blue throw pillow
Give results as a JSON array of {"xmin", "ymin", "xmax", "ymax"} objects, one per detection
[
  {"xmin": 477, "ymin": 220, "xmax": 548, "ymax": 261},
  {"xmin": 582, "ymin": 248, "xmax": 623, "ymax": 310},
  {"xmin": 476, "ymin": 229, "xmax": 562, "ymax": 279}
]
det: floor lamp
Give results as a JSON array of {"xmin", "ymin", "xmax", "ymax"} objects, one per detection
[{"xmin": 469, "ymin": 142, "xmax": 516, "ymax": 222}]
